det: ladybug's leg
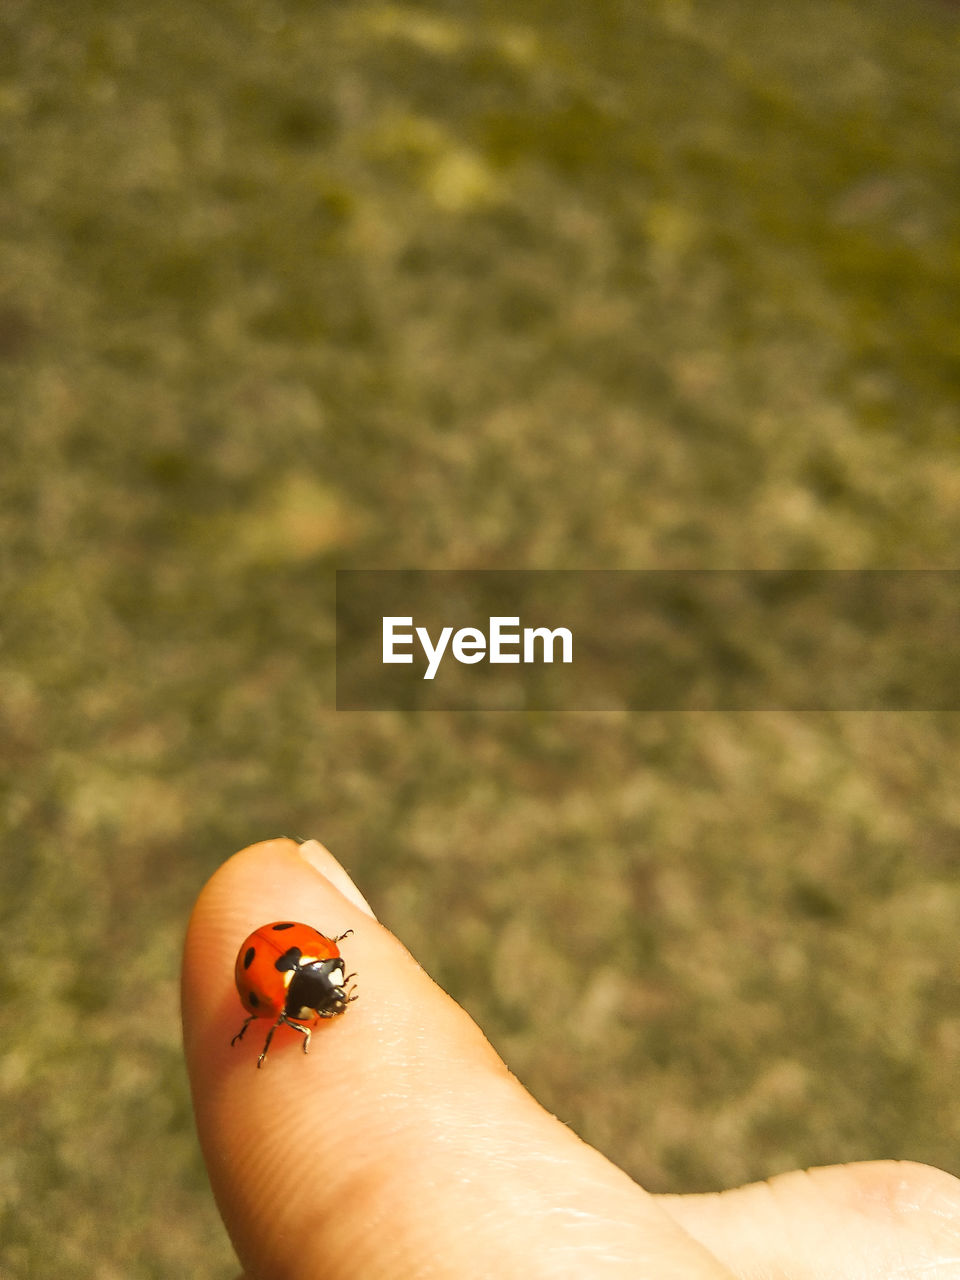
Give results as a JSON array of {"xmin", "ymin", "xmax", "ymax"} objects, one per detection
[
  {"xmin": 332, "ymin": 929, "xmax": 354, "ymax": 944},
  {"xmin": 231, "ymin": 1015, "xmax": 256, "ymax": 1047},
  {"xmin": 258, "ymin": 1015, "xmax": 311, "ymax": 1067},
  {"xmin": 257, "ymin": 1017, "xmax": 284, "ymax": 1068},
  {"xmin": 279, "ymin": 1017, "xmax": 312, "ymax": 1055}
]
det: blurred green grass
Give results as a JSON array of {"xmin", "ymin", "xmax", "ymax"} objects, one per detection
[{"xmin": 2, "ymin": 0, "xmax": 960, "ymax": 1274}]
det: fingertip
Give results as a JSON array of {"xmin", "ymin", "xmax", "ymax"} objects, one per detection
[{"xmin": 180, "ymin": 835, "xmax": 480, "ymax": 1276}]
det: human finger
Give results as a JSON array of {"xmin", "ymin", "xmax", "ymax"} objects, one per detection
[{"xmin": 182, "ymin": 837, "xmax": 735, "ymax": 1280}]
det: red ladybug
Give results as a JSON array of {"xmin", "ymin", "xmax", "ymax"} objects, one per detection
[{"xmin": 231, "ymin": 921, "xmax": 357, "ymax": 1067}]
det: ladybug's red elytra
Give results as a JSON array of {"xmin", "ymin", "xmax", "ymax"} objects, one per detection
[{"xmin": 231, "ymin": 921, "xmax": 357, "ymax": 1067}]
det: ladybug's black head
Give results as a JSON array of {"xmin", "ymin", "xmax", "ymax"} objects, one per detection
[{"xmin": 284, "ymin": 957, "xmax": 351, "ymax": 1020}]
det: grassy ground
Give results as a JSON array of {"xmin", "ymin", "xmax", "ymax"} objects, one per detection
[{"xmin": 2, "ymin": 0, "xmax": 960, "ymax": 1274}]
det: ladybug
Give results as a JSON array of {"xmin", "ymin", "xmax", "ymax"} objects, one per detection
[{"xmin": 231, "ymin": 921, "xmax": 357, "ymax": 1067}]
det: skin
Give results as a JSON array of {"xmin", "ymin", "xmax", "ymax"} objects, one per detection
[{"xmin": 181, "ymin": 838, "xmax": 960, "ymax": 1280}]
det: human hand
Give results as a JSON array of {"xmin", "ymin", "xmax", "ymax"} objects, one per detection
[{"xmin": 182, "ymin": 838, "xmax": 960, "ymax": 1279}]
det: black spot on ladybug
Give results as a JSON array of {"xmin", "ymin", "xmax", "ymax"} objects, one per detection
[
  {"xmin": 272, "ymin": 922, "xmax": 295, "ymax": 931},
  {"xmin": 275, "ymin": 946, "xmax": 302, "ymax": 972},
  {"xmin": 243, "ymin": 947, "xmax": 256, "ymax": 969},
  {"xmin": 248, "ymin": 990, "xmax": 260, "ymax": 1008}
]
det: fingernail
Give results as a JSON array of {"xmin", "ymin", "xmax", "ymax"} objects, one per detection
[{"xmin": 297, "ymin": 839, "xmax": 378, "ymax": 920}]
